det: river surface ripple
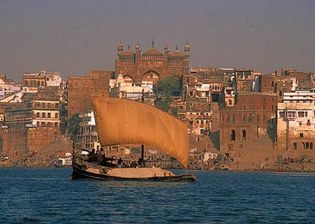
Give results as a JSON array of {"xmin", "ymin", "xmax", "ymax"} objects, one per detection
[{"xmin": 0, "ymin": 168, "xmax": 314, "ymax": 223}]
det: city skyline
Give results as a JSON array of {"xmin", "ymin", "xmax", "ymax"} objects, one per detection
[{"xmin": 1, "ymin": 0, "xmax": 315, "ymax": 80}]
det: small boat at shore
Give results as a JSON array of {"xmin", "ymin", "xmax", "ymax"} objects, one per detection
[{"xmin": 72, "ymin": 96, "xmax": 196, "ymax": 182}]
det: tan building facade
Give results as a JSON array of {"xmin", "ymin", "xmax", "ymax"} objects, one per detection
[{"xmin": 67, "ymin": 70, "xmax": 112, "ymax": 119}]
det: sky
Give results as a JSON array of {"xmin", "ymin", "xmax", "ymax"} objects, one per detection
[{"xmin": 0, "ymin": 0, "xmax": 315, "ymax": 81}]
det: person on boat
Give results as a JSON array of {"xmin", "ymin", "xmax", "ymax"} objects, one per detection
[
  {"xmin": 130, "ymin": 161, "xmax": 137, "ymax": 168},
  {"xmin": 96, "ymin": 148, "xmax": 106, "ymax": 165},
  {"xmin": 117, "ymin": 158, "xmax": 123, "ymax": 168},
  {"xmin": 137, "ymin": 157, "xmax": 145, "ymax": 167},
  {"xmin": 87, "ymin": 149, "xmax": 96, "ymax": 162}
]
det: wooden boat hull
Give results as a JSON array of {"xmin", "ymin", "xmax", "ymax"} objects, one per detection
[{"xmin": 72, "ymin": 160, "xmax": 196, "ymax": 182}]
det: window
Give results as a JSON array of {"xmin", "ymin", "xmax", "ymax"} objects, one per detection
[
  {"xmin": 37, "ymin": 121, "xmax": 40, "ymax": 127},
  {"xmin": 47, "ymin": 103, "xmax": 51, "ymax": 108},
  {"xmin": 242, "ymin": 130, "xmax": 246, "ymax": 141},
  {"xmin": 307, "ymin": 120, "xmax": 311, "ymax": 126},
  {"xmin": 47, "ymin": 122, "xmax": 51, "ymax": 127},
  {"xmin": 48, "ymin": 113, "xmax": 51, "ymax": 118},
  {"xmin": 55, "ymin": 103, "xmax": 59, "ymax": 108},
  {"xmin": 55, "ymin": 113, "xmax": 58, "ymax": 118},
  {"xmin": 298, "ymin": 111, "xmax": 304, "ymax": 117},
  {"xmin": 42, "ymin": 122, "xmax": 46, "ymax": 127},
  {"xmin": 42, "ymin": 103, "xmax": 46, "ymax": 108},
  {"xmin": 36, "ymin": 112, "xmax": 40, "ymax": 118},
  {"xmin": 230, "ymin": 130, "xmax": 236, "ymax": 141},
  {"xmin": 248, "ymin": 114, "xmax": 252, "ymax": 123},
  {"xmin": 232, "ymin": 115, "xmax": 235, "ymax": 123},
  {"xmin": 226, "ymin": 115, "xmax": 230, "ymax": 123},
  {"xmin": 42, "ymin": 112, "xmax": 46, "ymax": 118},
  {"xmin": 287, "ymin": 111, "xmax": 295, "ymax": 118},
  {"xmin": 300, "ymin": 133, "xmax": 304, "ymax": 138}
]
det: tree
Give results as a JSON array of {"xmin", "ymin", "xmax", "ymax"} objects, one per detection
[
  {"xmin": 67, "ymin": 113, "xmax": 82, "ymax": 141},
  {"xmin": 154, "ymin": 76, "xmax": 182, "ymax": 112}
]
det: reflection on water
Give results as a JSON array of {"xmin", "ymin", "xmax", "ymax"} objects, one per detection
[{"xmin": 0, "ymin": 168, "xmax": 315, "ymax": 223}]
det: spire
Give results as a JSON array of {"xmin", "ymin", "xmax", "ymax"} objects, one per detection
[
  {"xmin": 164, "ymin": 43, "xmax": 169, "ymax": 55},
  {"xmin": 152, "ymin": 38, "xmax": 155, "ymax": 48},
  {"xmin": 175, "ymin": 44, "xmax": 179, "ymax": 51},
  {"xmin": 184, "ymin": 42, "xmax": 190, "ymax": 53},
  {"xmin": 127, "ymin": 44, "xmax": 130, "ymax": 50},
  {"xmin": 117, "ymin": 41, "xmax": 124, "ymax": 53},
  {"xmin": 164, "ymin": 43, "xmax": 169, "ymax": 50}
]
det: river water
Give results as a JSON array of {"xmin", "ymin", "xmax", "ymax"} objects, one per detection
[{"xmin": 0, "ymin": 168, "xmax": 314, "ymax": 223}]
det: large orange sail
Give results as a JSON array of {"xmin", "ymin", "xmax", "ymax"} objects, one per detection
[{"xmin": 92, "ymin": 96, "xmax": 189, "ymax": 168}]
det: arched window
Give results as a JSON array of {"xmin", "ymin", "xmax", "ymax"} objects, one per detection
[{"xmin": 142, "ymin": 70, "xmax": 160, "ymax": 84}]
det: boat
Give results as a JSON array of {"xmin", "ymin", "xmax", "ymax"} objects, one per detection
[{"xmin": 72, "ymin": 95, "xmax": 196, "ymax": 182}]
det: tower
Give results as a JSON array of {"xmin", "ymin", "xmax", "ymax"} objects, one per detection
[
  {"xmin": 117, "ymin": 41, "xmax": 124, "ymax": 54},
  {"xmin": 184, "ymin": 42, "xmax": 190, "ymax": 56}
]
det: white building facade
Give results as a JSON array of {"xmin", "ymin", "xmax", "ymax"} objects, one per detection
[{"xmin": 277, "ymin": 90, "xmax": 315, "ymax": 150}]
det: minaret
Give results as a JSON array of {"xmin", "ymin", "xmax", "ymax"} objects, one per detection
[
  {"xmin": 135, "ymin": 42, "xmax": 141, "ymax": 59},
  {"xmin": 184, "ymin": 42, "xmax": 190, "ymax": 74},
  {"xmin": 184, "ymin": 42, "xmax": 190, "ymax": 56},
  {"xmin": 164, "ymin": 43, "xmax": 169, "ymax": 56},
  {"xmin": 152, "ymin": 38, "xmax": 155, "ymax": 48},
  {"xmin": 117, "ymin": 41, "xmax": 124, "ymax": 54}
]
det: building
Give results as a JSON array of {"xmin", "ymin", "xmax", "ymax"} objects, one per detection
[
  {"xmin": 219, "ymin": 92, "xmax": 277, "ymax": 152},
  {"xmin": 32, "ymin": 86, "xmax": 61, "ymax": 128},
  {"xmin": 77, "ymin": 111, "xmax": 100, "ymax": 151},
  {"xmin": 0, "ymin": 102, "xmax": 32, "ymax": 159},
  {"xmin": 260, "ymin": 69, "xmax": 313, "ymax": 101},
  {"xmin": 67, "ymin": 70, "xmax": 113, "ymax": 119},
  {"xmin": 115, "ymin": 41, "xmax": 190, "ymax": 83},
  {"xmin": 277, "ymin": 90, "xmax": 315, "ymax": 150},
  {"xmin": 22, "ymin": 70, "xmax": 62, "ymax": 93},
  {"xmin": 0, "ymin": 74, "xmax": 21, "ymax": 99},
  {"xmin": 109, "ymin": 74, "xmax": 154, "ymax": 104}
]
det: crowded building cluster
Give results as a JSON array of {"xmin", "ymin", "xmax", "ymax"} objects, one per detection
[{"xmin": 0, "ymin": 42, "xmax": 315, "ymax": 167}]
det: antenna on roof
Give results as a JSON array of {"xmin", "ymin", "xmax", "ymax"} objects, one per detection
[{"xmin": 152, "ymin": 38, "xmax": 155, "ymax": 48}]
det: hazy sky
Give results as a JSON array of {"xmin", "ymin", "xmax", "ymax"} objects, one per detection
[{"xmin": 1, "ymin": 0, "xmax": 315, "ymax": 81}]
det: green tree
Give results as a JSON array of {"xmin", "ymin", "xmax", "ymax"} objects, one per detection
[
  {"xmin": 154, "ymin": 76, "xmax": 182, "ymax": 112},
  {"xmin": 67, "ymin": 113, "xmax": 82, "ymax": 141}
]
